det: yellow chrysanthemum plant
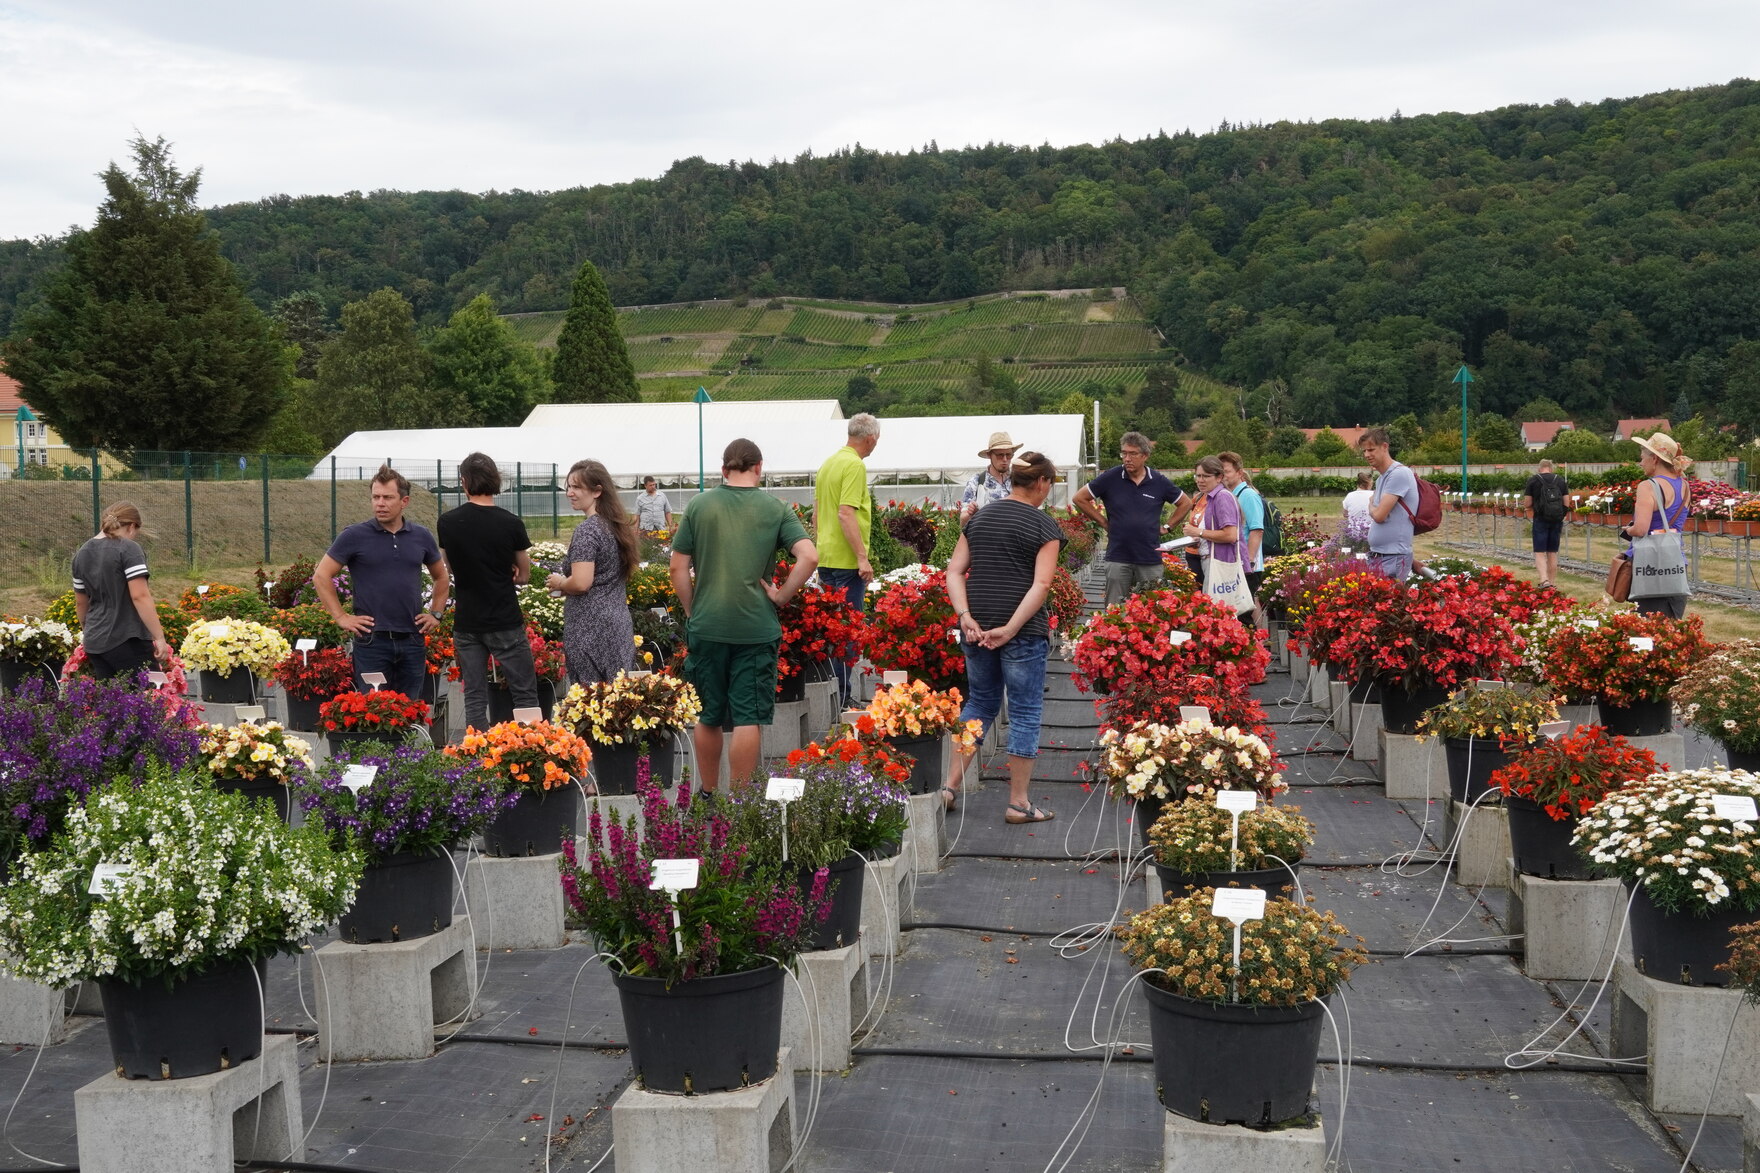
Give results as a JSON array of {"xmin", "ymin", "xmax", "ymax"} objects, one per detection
[
  {"xmin": 178, "ymin": 619, "xmax": 291, "ymax": 679},
  {"xmin": 553, "ymin": 671, "xmax": 703, "ymax": 750}
]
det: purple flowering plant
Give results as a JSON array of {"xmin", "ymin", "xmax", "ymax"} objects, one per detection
[
  {"xmin": 0, "ymin": 676, "xmax": 203, "ymax": 863},
  {"xmin": 559, "ymin": 776, "xmax": 831, "ymax": 985},
  {"xmin": 298, "ymin": 742, "xmax": 516, "ymax": 864},
  {"xmin": 725, "ymin": 756, "xmax": 910, "ymax": 870}
]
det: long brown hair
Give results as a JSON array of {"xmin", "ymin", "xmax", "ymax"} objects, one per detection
[{"xmin": 567, "ymin": 460, "xmax": 640, "ymax": 578}]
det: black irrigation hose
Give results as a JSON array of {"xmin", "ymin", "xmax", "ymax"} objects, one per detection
[
  {"xmin": 0, "ymin": 1162, "xmax": 401, "ymax": 1173},
  {"xmin": 850, "ymin": 1045, "xmax": 1634, "ymax": 1077}
]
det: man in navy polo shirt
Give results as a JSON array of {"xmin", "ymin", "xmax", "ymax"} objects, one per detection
[
  {"xmin": 1072, "ymin": 432, "xmax": 1194, "ymax": 605},
  {"xmin": 315, "ymin": 466, "xmax": 451, "ymax": 699}
]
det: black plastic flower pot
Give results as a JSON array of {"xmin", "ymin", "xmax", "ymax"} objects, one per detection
[
  {"xmin": 483, "ymin": 786, "xmax": 580, "ymax": 857},
  {"xmin": 1505, "ymin": 795, "xmax": 1594, "ymax": 880},
  {"xmin": 612, "ymin": 964, "xmax": 785, "ymax": 1094},
  {"xmin": 1139, "ymin": 981, "xmax": 1327, "ymax": 1126},
  {"xmin": 1626, "ymin": 882, "xmax": 1749, "ymax": 987},
  {"xmin": 777, "ymin": 672, "xmax": 807, "ymax": 703},
  {"xmin": 199, "ymin": 668, "xmax": 256, "ymax": 705},
  {"xmin": 1722, "ymin": 743, "xmax": 1760, "ymax": 772},
  {"xmin": 213, "ymin": 775, "xmax": 293, "ymax": 823},
  {"xmin": 1150, "ymin": 864, "xmax": 1298, "ymax": 903},
  {"xmin": 797, "ymin": 850, "xmax": 865, "ymax": 951},
  {"xmin": 1134, "ymin": 793, "xmax": 1169, "ymax": 848},
  {"xmin": 0, "ymin": 659, "xmax": 61, "ymax": 694},
  {"xmin": 284, "ymin": 694, "xmax": 324, "ymax": 732},
  {"xmin": 1596, "ymin": 697, "xmax": 1672, "ymax": 737},
  {"xmin": 326, "ymin": 729, "xmax": 406, "ymax": 757},
  {"xmin": 99, "ymin": 957, "xmax": 266, "ymax": 1079},
  {"xmin": 1379, "ymin": 684, "xmax": 1451, "ymax": 735},
  {"xmin": 592, "ymin": 740, "xmax": 677, "ymax": 795},
  {"xmin": 487, "ymin": 678, "xmax": 558, "ymax": 724},
  {"xmin": 1443, "ymin": 738, "xmax": 1511, "ymax": 806},
  {"xmin": 885, "ymin": 734, "xmax": 941, "ymax": 795},
  {"xmin": 337, "ymin": 850, "xmax": 455, "ymax": 944}
]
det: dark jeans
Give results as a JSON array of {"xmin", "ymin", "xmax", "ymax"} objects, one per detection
[
  {"xmin": 1636, "ymin": 595, "xmax": 1688, "ymax": 620},
  {"xmin": 351, "ymin": 631, "xmax": 429, "ymax": 700},
  {"xmin": 819, "ymin": 567, "xmax": 866, "ymax": 706},
  {"xmin": 87, "ymin": 637, "xmax": 154, "ymax": 683},
  {"xmin": 455, "ymin": 627, "xmax": 539, "ymax": 732}
]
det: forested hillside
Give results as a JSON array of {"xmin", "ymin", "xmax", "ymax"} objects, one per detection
[{"xmin": 3, "ymin": 80, "xmax": 1759, "ymax": 432}]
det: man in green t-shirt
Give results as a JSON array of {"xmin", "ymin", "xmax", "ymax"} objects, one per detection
[
  {"xmin": 671, "ymin": 438, "xmax": 818, "ymax": 790},
  {"xmin": 813, "ymin": 412, "xmax": 880, "ymax": 706}
]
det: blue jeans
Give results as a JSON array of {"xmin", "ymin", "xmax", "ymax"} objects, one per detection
[
  {"xmin": 818, "ymin": 567, "xmax": 866, "ymax": 706},
  {"xmin": 455, "ymin": 627, "xmax": 539, "ymax": 732},
  {"xmin": 960, "ymin": 634, "xmax": 1049, "ymax": 759},
  {"xmin": 350, "ymin": 631, "xmax": 429, "ymax": 700}
]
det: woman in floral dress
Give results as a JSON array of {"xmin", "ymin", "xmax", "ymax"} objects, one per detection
[{"xmin": 545, "ymin": 460, "xmax": 639, "ymax": 685}]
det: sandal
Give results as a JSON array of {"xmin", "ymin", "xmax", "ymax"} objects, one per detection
[
  {"xmin": 940, "ymin": 786, "xmax": 959, "ymax": 811},
  {"xmin": 1005, "ymin": 802, "xmax": 1054, "ymax": 824}
]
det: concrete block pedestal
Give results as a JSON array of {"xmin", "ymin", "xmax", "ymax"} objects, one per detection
[
  {"xmin": 783, "ymin": 942, "xmax": 870, "ymax": 1071},
  {"xmin": 860, "ymin": 850, "xmax": 911, "ymax": 959},
  {"xmin": 1614, "ymin": 958, "xmax": 1760, "ymax": 1115},
  {"xmin": 74, "ymin": 1032, "xmax": 302, "ymax": 1173},
  {"xmin": 1289, "ymin": 648, "xmax": 1310, "ymax": 687},
  {"xmin": 313, "ymin": 915, "xmax": 476, "ymax": 1061},
  {"xmin": 1449, "ymin": 800, "xmax": 1510, "ymax": 889},
  {"xmin": 1306, "ymin": 665, "xmax": 1329, "ymax": 710},
  {"xmin": 804, "ymin": 679, "xmax": 838, "ymax": 742},
  {"xmin": 462, "ymin": 853, "xmax": 565, "ymax": 951},
  {"xmin": 906, "ymin": 792, "xmax": 945, "ymax": 876},
  {"xmin": 1267, "ymin": 622, "xmax": 1289, "ymax": 671},
  {"xmin": 762, "ymin": 700, "xmax": 808, "ymax": 759},
  {"xmin": 1349, "ymin": 702, "xmax": 1383, "ymax": 762},
  {"xmin": 1328, "ymin": 681, "xmax": 1350, "ymax": 734},
  {"xmin": 0, "ymin": 969, "xmax": 71, "ymax": 1046},
  {"xmin": 1625, "ymin": 730, "xmax": 1685, "ymax": 771},
  {"xmin": 612, "ymin": 1046, "xmax": 795, "ymax": 1172},
  {"xmin": 1162, "ymin": 1109, "xmax": 1326, "ymax": 1173},
  {"xmin": 1377, "ymin": 732, "xmax": 1444, "ymax": 802},
  {"xmin": 1508, "ymin": 867, "xmax": 1629, "ymax": 981},
  {"xmin": 1743, "ymin": 1092, "xmax": 1760, "ymax": 1173}
]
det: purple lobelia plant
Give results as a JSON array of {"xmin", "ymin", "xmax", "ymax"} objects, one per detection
[
  {"xmin": 559, "ymin": 779, "xmax": 831, "ymax": 985},
  {"xmin": 297, "ymin": 742, "xmax": 516, "ymax": 863},
  {"xmin": 0, "ymin": 676, "xmax": 204, "ymax": 864}
]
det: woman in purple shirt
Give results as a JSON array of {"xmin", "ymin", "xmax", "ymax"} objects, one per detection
[{"xmin": 1182, "ymin": 457, "xmax": 1252, "ymax": 622}]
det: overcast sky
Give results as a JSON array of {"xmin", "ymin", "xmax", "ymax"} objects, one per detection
[{"xmin": 2, "ymin": 0, "xmax": 1756, "ymax": 241}]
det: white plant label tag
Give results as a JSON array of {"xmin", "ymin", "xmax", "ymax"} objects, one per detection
[
  {"xmin": 340, "ymin": 764, "xmax": 379, "ymax": 794},
  {"xmin": 947, "ymin": 626, "xmax": 961, "ymax": 642},
  {"xmin": 1474, "ymin": 679, "xmax": 1508, "ymax": 691},
  {"xmin": 206, "ymin": 622, "xmax": 227, "ymax": 638},
  {"xmin": 512, "ymin": 707, "xmax": 544, "ymax": 724},
  {"xmin": 234, "ymin": 705, "xmax": 266, "ymax": 724},
  {"xmin": 650, "ymin": 607, "xmax": 669, "ymax": 618},
  {"xmin": 1179, "ymin": 705, "xmax": 1211, "ymax": 725},
  {"xmin": 1538, "ymin": 721, "xmax": 1570, "ymax": 740},
  {"xmin": 89, "ymin": 861, "xmax": 132, "ymax": 897},
  {"xmin": 842, "ymin": 709, "xmax": 868, "ymax": 725},
  {"xmin": 1629, "ymin": 636, "xmax": 1655, "ymax": 652},
  {"xmin": 196, "ymin": 584, "xmax": 210, "ymax": 595},
  {"xmin": 1169, "ymin": 631, "xmax": 1192, "ymax": 647},
  {"xmin": 144, "ymin": 671, "xmax": 168, "ymax": 689},
  {"xmin": 360, "ymin": 672, "xmax": 386, "ymax": 690},
  {"xmin": 626, "ymin": 670, "xmax": 653, "ymax": 679},
  {"xmin": 1215, "ymin": 790, "xmax": 1258, "ymax": 813},
  {"xmin": 294, "ymin": 638, "xmax": 318, "ymax": 652},
  {"xmin": 882, "ymin": 670, "xmax": 909, "ymax": 686},
  {"xmin": 1210, "ymin": 886, "xmax": 1266, "ymax": 924},
  {"xmin": 1581, "ymin": 619, "xmax": 1601, "ymax": 629},
  {"xmin": 1712, "ymin": 795, "xmax": 1759, "ymax": 822},
  {"xmin": 765, "ymin": 777, "xmax": 805, "ymax": 802},
  {"xmin": 650, "ymin": 859, "xmax": 700, "ymax": 891}
]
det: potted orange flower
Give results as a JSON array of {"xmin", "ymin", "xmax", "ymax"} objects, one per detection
[
  {"xmin": 446, "ymin": 720, "xmax": 591, "ymax": 857},
  {"xmin": 859, "ymin": 679, "xmax": 982, "ymax": 794}
]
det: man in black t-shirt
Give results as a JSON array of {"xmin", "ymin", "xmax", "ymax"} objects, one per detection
[
  {"xmin": 437, "ymin": 452, "xmax": 539, "ymax": 732},
  {"xmin": 1520, "ymin": 458, "xmax": 1568, "ymax": 588}
]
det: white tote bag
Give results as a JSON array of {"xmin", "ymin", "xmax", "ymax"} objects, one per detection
[{"xmin": 1204, "ymin": 549, "xmax": 1251, "ymax": 614}]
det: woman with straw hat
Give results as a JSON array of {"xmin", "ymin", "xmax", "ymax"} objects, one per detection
[{"xmin": 1609, "ymin": 432, "xmax": 1692, "ymax": 618}]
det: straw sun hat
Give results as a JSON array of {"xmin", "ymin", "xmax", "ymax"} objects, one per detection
[
  {"xmin": 979, "ymin": 431, "xmax": 1023, "ymax": 457},
  {"xmin": 1633, "ymin": 432, "xmax": 1691, "ymax": 472}
]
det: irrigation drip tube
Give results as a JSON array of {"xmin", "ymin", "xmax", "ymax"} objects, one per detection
[{"xmin": 848, "ymin": 1045, "xmax": 1638, "ymax": 1076}]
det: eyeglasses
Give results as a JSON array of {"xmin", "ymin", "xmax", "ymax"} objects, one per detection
[{"xmin": 1120, "ymin": 449, "xmax": 1145, "ymax": 458}]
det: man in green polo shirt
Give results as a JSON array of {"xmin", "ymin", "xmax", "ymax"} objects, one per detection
[
  {"xmin": 671, "ymin": 438, "xmax": 818, "ymax": 791},
  {"xmin": 814, "ymin": 412, "xmax": 880, "ymax": 706}
]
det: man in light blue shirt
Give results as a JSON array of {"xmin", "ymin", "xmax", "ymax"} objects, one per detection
[
  {"xmin": 1358, "ymin": 427, "xmax": 1419, "ymax": 580},
  {"xmin": 1218, "ymin": 452, "xmax": 1266, "ymax": 607}
]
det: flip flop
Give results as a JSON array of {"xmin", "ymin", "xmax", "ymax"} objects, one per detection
[
  {"xmin": 940, "ymin": 787, "xmax": 959, "ymax": 811},
  {"xmin": 1005, "ymin": 802, "xmax": 1054, "ymax": 824}
]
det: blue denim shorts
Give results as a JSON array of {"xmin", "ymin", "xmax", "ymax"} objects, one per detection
[{"xmin": 959, "ymin": 634, "xmax": 1048, "ymax": 759}]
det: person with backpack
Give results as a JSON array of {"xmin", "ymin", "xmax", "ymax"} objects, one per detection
[
  {"xmin": 1522, "ymin": 458, "xmax": 1569, "ymax": 587},
  {"xmin": 1218, "ymin": 452, "xmax": 1268, "ymax": 610},
  {"xmin": 1358, "ymin": 427, "xmax": 1422, "ymax": 580}
]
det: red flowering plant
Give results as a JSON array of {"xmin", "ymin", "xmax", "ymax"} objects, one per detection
[
  {"xmin": 1490, "ymin": 726, "xmax": 1658, "ymax": 822},
  {"xmin": 487, "ymin": 622, "xmax": 565, "ymax": 684},
  {"xmin": 1275, "ymin": 551, "xmax": 1364, "ymax": 635},
  {"xmin": 863, "ymin": 568, "xmax": 965, "ymax": 694},
  {"xmin": 1071, "ymin": 587, "xmax": 1268, "ymax": 698},
  {"xmin": 1099, "ymin": 674, "xmax": 1276, "ymax": 745},
  {"xmin": 272, "ymin": 647, "xmax": 356, "ymax": 702},
  {"xmin": 1303, "ymin": 572, "xmax": 1521, "ymax": 693},
  {"xmin": 774, "ymin": 567, "xmax": 865, "ymax": 693},
  {"xmin": 1460, "ymin": 566, "xmax": 1574, "ymax": 628},
  {"xmin": 785, "ymin": 736, "xmax": 914, "ymax": 791},
  {"xmin": 1543, "ymin": 611, "xmax": 1711, "ymax": 707},
  {"xmin": 317, "ymin": 689, "xmax": 430, "ymax": 733},
  {"xmin": 1049, "ymin": 508, "xmax": 1103, "ymax": 571},
  {"xmin": 1046, "ymin": 566, "xmax": 1086, "ymax": 634},
  {"xmin": 425, "ymin": 608, "xmax": 458, "ymax": 682}
]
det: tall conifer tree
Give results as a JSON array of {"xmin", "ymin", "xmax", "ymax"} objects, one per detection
[{"xmin": 551, "ymin": 260, "xmax": 638, "ymax": 403}]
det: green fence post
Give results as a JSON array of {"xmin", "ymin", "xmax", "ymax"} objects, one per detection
[
  {"xmin": 89, "ymin": 451, "xmax": 100, "ymax": 535},
  {"xmin": 261, "ymin": 455, "xmax": 271, "ymax": 562},
  {"xmin": 330, "ymin": 456, "xmax": 338, "ymax": 540},
  {"xmin": 182, "ymin": 451, "xmax": 194, "ymax": 566},
  {"xmin": 551, "ymin": 464, "xmax": 559, "ymax": 538}
]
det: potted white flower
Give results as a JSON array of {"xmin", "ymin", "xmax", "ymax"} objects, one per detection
[{"xmin": 0, "ymin": 617, "xmax": 77, "ymax": 692}]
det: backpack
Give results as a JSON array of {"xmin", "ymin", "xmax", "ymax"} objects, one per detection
[
  {"xmin": 1534, "ymin": 473, "xmax": 1567, "ymax": 523},
  {"xmin": 1262, "ymin": 498, "xmax": 1286, "ymax": 558},
  {"xmin": 1395, "ymin": 473, "xmax": 1444, "ymax": 535}
]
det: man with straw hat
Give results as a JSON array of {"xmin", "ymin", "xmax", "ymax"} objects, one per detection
[
  {"xmin": 1072, "ymin": 431, "xmax": 1195, "ymax": 605},
  {"xmin": 960, "ymin": 431, "xmax": 1021, "ymax": 524}
]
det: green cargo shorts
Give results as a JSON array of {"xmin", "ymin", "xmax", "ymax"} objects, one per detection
[{"xmin": 683, "ymin": 638, "xmax": 780, "ymax": 728}]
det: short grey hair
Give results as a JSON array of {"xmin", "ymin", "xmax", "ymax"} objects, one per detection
[
  {"xmin": 1120, "ymin": 431, "xmax": 1153, "ymax": 454},
  {"xmin": 848, "ymin": 413, "xmax": 880, "ymax": 439},
  {"xmin": 1538, "ymin": 459, "xmax": 1554, "ymax": 472}
]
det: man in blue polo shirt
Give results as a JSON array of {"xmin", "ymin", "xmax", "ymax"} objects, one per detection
[
  {"xmin": 315, "ymin": 466, "xmax": 451, "ymax": 699},
  {"xmin": 1072, "ymin": 431, "xmax": 1195, "ymax": 604}
]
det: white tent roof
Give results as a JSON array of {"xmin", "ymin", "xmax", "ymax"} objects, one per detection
[{"xmin": 311, "ymin": 403, "xmax": 1085, "ymax": 484}]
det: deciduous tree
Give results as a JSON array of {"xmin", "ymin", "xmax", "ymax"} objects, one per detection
[{"xmin": 428, "ymin": 293, "xmax": 550, "ymax": 426}]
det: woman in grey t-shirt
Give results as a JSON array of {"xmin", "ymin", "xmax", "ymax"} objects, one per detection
[{"xmin": 70, "ymin": 502, "xmax": 171, "ymax": 682}]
